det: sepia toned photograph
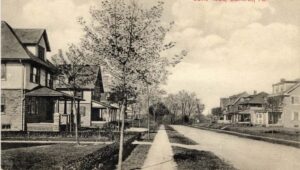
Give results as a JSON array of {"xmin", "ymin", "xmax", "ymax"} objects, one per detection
[{"xmin": 1, "ymin": 0, "xmax": 300, "ymax": 169}]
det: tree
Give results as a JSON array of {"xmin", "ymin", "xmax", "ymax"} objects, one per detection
[
  {"xmin": 164, "ymin": 90, "xmax": 204, "ymax": 124},
  {"xmin": 211, "ymin": 107, "xmax": 222, "ymax": 117},
  {"xmin": 79, "ymin": 0, "xmax": 185, "ymax": 169},
  {"xmin": 149, "ymin": 102, "xmax": 170, "ymax": 122},
  {"xmin": 51, "ymin": 46, "xmax": 96, "ymax": 145}
]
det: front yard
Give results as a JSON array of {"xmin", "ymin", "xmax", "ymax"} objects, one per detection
[
  {"xmin": 192, "ymin": 123, "xmax": 300, "ymax": 142},
  {"xmin": 1, "ymin": 143, "xmax": 106, "ymax": 169}
]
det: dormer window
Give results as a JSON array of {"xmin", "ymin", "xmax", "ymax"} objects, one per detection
[{"xmin": 38, "ymin": 46, "xmax": 45, "ymax": 60}]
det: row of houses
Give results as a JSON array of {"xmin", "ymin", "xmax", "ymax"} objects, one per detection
[
  {"xmin": 216, "ymin": 79, "xmax": 300, "ymax": 129},
  {"xmin": 1, "ymin": 21, "xmax": 128, "ymax": 131}
]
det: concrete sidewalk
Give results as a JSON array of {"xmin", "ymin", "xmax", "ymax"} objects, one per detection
[{"xmin": 142, "ymin": 125, "xmax": 177, "ymax": 170}]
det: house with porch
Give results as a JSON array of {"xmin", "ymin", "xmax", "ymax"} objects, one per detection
[
  {"xmin": 55, "ymin": 65, "xmax": 119, "ymax": 128},
  {"xmin": 237, "ymin": 92, "xmax": 269, "ymax": 125},
  {"xmin": 225, "ymin": 92, "xmax": 249, "ymax": 123},
  {"xmin": 267, "ymin": 79, "xmax": 300, "ymax": 128},
  {"xmin": 1, "ymin": 21, "xmax": 81, "ymax": 131}
]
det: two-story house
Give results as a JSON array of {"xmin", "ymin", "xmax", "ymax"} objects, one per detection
[
  {"xmin": 56, "ymin": 65, "xmax": 119, "ymax": 128},
  {"xmin": 238, "ymin": 92, "xmax": 269, "ymax": 125},
  {"xmin": 225, "ymin": 92, "xmax": 249, "ymax": 123},
  {"xmin": 1, "ymin": 21, "xmax": 80, "ymax": 131},
  {"xmin": 267, "ymin": 79, "xmax": 300, "ymax": 128}
]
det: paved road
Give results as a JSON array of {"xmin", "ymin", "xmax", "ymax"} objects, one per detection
[
  {"xmin": 142, "ymin": 125, "xmax": 177, "ymax": 170},
  {"xmin": 172, "ymin": 125, "xmax": 300, "ymax": 170}
]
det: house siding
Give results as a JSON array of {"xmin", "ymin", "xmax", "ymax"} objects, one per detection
[
  {"xmin": 282, "ymin": 87, "xmax": 300, "ymax": 128},
  {"xmin": 1, "ymin": 62, "xmax": 24, "ymax": 89},
  {"xmin": 57, "ymin": 90, "xmax": 92, "ymax": 127},
  {"xmin": 1, "ymin": 89, "xmax": 24, "ymax": 131}
]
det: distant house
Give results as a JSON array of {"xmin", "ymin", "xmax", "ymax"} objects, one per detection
[
  {"xmin": 225, "ymin": 92, "xmax": 249, "ymax": 123},
  {"xmin": 55, "ymin": 65, "xmax": 119, "ymax": 128},
  {"xmin": 267, "ymin": 79, "xmax": 300, "ymax": 128},
  {"xmin": 238, "ymin": 92, "xmax": 269, "ymax": 125},
  {"xmin": 219, "ymin": 91, "xmax": 269, "ymax": 125},
  {"xmin": 1, "ymin": 21, "xmax": 80, "ymax": 131}
]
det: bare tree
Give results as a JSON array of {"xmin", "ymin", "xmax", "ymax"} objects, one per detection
[{"xmin": 165, "ymin": 90, "xmax": 204, "ymax": 124}]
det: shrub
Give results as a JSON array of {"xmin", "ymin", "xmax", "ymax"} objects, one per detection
[{"xmin": 62, "ymin": 133, "xmax": 141, "ymax": 170}]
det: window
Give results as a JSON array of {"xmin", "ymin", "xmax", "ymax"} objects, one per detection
[
  {"xmin": 291, "ymin": 96, "xmax": 300, "ymax": 104},
  {"xmin": 1, "ymin": 96, "xmax": 5, "ymax": 114},
  {"xmin": 80, "ymin": 106, "xmax": 86, "ymax": 117},
  {"xmin": 28, "ymin": 97, "xmax": 38, "ymax": 115},
  {"xmin": 293, "ymin": 112, "xmax": 299, "ymax": 121},
  {"xmin": 30, "ymin": 66, "xmax": 40, "ymax": 84},
  {"xmin": 38, "ymin": 46, "xmax": 45, "ymax": 60},
  {"xmin": 2, "ymin": 124, "xmax": 11, "ymax": 129},
  {"xmin": 1, "ymin": 63, "xmax": 6, "ymax": 80},
  {"xmin": 75, "ymin": 90, "xmax": 83, "ymax": 99},
  {"xmin": 45, "ymin": 72, "xmax": 52, "ymax": 88}
]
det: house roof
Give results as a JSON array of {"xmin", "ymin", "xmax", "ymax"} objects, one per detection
[
  {"xmin": 14, "ymin": 29, "xmax": 51, "ymax": 51},
  {"xmin": 1, "ymin": 21, "xmax": 32, "ymax": 60},
  {"xmin": 286, "ymin": 82, "xmax": 300, "ymax": 94},
  {"xmin": 1, "ymin": 21, "xmax": 56, "ymax": 71},
  {"xmin": 227, "ymin": 92, "xmax": 249, "ymax": 106},
  {"xmin": 55, "ymin": 65, "xmax": 103, "ymax": 90},
  {"xmin": 240, "ymin": 92, "xmax": 268, "ymax": 105},
  {"xmin": 269, "ymin": 81, "xmax": 300, "ymax": 97},
  {"xmin": 25, "ymin": 86, "xmax": 83, "ymax": 100}
]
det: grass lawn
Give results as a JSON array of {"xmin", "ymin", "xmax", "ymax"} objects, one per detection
[
  {"xmin": 122, "ymin": 144, "xmax": 151, "ymax": 170},
  {"xmin": 173, "ymin": 146, "xmax": 236, "ymax": 170},
  {"xmin": 1, "ymin": 143, "xmax": 56, "ymax": 150},
  {"xmin": 225, "ymin": 126, "xmax": 300, "ymax": 142},
  {"xmin": 193, "ymin": 123, "xmax": 300, "ymax": 142},
  {"xmin": 1, "ymin": 136, "xmax": 111, "ymax": 142},
  {"xmin": 166, "ymin": 125, "xmax": 197, "ymax": 145},
  {"xmin": 1, "ymin": 143, "xmax": 106, "ymax": 170}
]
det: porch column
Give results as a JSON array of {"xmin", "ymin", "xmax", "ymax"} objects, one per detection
[
  {"xmin": 106, "ymin": 108, "xmax": 109, "ymax": 122},
  {"xmin": 64, "ymin": 100, "xmax": 67, "ymax": 114},
  {"xmin": 77, "ymin": 100, "xmax": 80, "ymax": 128},
  {"xmin": 266, "ymin": 112, "xmax": 269, "ymax": 127},
  {"xmin": 70, "ymin": 100, "xmax": 73, "ymax": 132},
  {"xmin": 56, "ymin": 99, "xmax": 60, "ymax": 113}
]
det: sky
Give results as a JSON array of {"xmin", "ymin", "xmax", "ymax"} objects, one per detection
[{"xmin": 2, "ymin": 0, "xmax": 300, "ymax": 114}]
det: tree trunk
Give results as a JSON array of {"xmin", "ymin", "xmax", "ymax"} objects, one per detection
[
  {"xmin": 117, "ymin": 98, "xmax": 127, "ymax": 170},
  {"xmin": 146, "ymin": 85, "xmax": 150, "ymax": 139},
  {"xmin": 118, "ymin": 102, "xmax": 121, "ymax": 131},
  {"xmin": 72, "ymin": 98, "xmax": 79, "ymax": 145}
]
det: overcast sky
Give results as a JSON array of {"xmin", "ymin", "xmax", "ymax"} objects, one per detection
[{"xmin": 2, "ymin": 0, "xmax": 300, "ymax": 114}]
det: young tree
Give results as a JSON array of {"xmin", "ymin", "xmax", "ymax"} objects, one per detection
[
  {"xmin": 79, "ymin": 0, "xmax": 185, "ymax": 169},
  {"xmin": 51, "ymin": 46, "xmax": 96, "ymax": 145}
]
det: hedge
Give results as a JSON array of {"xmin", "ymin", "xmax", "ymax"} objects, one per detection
[{"xmin": 61, "ymin": 133, "xmax": 141, "ymax": 170}]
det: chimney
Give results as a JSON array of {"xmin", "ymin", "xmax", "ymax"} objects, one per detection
[
  {"xmin": 253, "ymin": 90, "xmax": 257, "ymax": 95},
  {"xmin": 280, "ymin": 78, "xmax": 286, "ymax": 82}
]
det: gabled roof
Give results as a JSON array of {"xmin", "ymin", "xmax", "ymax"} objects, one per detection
[
  {"xmin": 227, "ymin": 92, "xmax": 249, "ymax": 106},
  {"xmin": 1, "ymin": 21, "xmax": 32, "ymax": 60},
  {"xmin": 286, "ymin": 82, "xmax": 300, "ymax": 94},
  {"xmin": 240, "ymin": 92, "xmax": 268, "ymax": 105},
  {"xmin": 1, "ymin": 21, "xmax": 56, "ymax": 71},
  {"xmin": 14, "ymin": 28, "xmax": 51, "ymax": 51},
  {"xmin": 55, "ymin": 65, "xmax": 104, "ymax": 90}
]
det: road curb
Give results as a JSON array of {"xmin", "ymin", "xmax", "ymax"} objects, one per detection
[{"xmin": 187, "ymin": 125, "xmax": 300, "ymax": 149}]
